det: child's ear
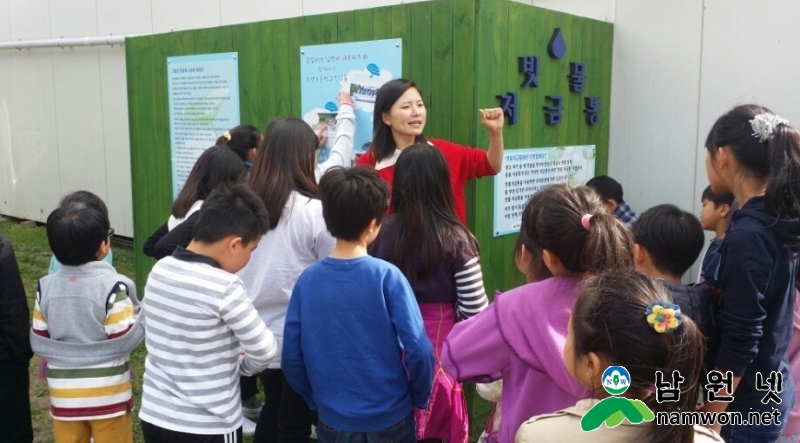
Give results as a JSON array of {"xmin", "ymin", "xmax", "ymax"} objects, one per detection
[
  {"xmin": 633, "ymin": 243, "xmax": 646, "ymax": 266},
  {"xmin": 542, "ymin": 249, "xmax": 565, "ymax": 275},
  {"xmin": 718, "ymin": 203, "xmax": 731, "ymax": 218},
  {"xmin": 228, "ymin": 236, "xmax": 244, "ymax": 254},
  {"xmin": 95, "ymin": 239, "xmax": 110, "ymax": 261},
  {"xmin": 585, "ymin": 351, "xmax": 608, "ymax": 385}
]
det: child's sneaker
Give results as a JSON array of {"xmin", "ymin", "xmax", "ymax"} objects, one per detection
[
  {"xmin": 242, "ymin": 416, "xmax": 257, "ymax": 436},
  {"xmin": 310, "ymin": 424, "xmax": 317, "ymax": 440},
  {"xmin": 241, "ymin": 396, "xmax": 263, "ymax": 420}
]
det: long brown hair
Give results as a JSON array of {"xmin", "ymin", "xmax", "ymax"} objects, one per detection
[
  {"xmin": 384, "ymin": 144, "xmax": 478, "ymax": 283},
  {"xmin": 573, "ymin": 270, "xmax": 705, "ymax": 443},
  {"xmin": 248, "ymin": 118, "xmax": 319, "ymax": 229},
  {"xmin": 522, "ymin": 184, "xmax": 634, "ymax": 274}
]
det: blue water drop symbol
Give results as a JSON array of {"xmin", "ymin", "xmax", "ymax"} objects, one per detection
[
  {"xmin": 366, "ymin": 63, "xmax": 380, "ymax": 78},
  {"xmin": 548, "ymin": 28, "xmax": 566, "ymax": 59},
  {"xmin": 324, "ymin": 101, "xmax": 338, "ymax": 112}
]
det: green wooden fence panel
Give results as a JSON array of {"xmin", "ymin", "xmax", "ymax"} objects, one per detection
[{"xmin": 126, "ymin": 0, "xmax": 613, "ymax": 431}]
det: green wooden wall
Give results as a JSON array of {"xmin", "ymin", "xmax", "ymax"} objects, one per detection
[
  {"xmin": 471, "ymin": 0, "xmax": 614, "ymax": 294},
  {"xmin": 126, "ymin": 0, "xmax": 612, "ymax": 428}
]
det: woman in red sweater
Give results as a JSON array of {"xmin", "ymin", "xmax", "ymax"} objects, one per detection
[{"xmin": 356, "ymin": 79, "xmax": 505, "ymax": 223}]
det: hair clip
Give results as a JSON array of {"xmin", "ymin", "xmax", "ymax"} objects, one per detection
[
  {"xmin": 223, "ymin": 131, "xmax": 232, "ymax": 141},
  {"xmin": 645, "ymin": 300, "xmax": 683, "ymax": 333},
  {"xmin": 581, "ymin": 214, "xmax": 593, "ymax": 231},
  {"xmin": 750, "ymin": 113, "xmax": 788, "ymax": 143}
]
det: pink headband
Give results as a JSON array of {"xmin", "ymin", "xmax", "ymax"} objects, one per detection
[{"xmin": 581, "ymin": 214, "xmax": 593, "ymax": 231}]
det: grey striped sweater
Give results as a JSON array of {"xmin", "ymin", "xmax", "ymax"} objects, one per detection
[{"xmin": 139, "ymin": 249, "xmax": 277, "ymax": 435}]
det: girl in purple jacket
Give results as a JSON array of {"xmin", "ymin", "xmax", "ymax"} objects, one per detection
[{"xmin": 441, "ymin": 184, "xmax": 634, "ymax": 443}]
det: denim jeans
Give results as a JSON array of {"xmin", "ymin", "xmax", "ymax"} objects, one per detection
[{"xmin": 315, "ymin": 412, "xmax": 416, "ymax": 443}]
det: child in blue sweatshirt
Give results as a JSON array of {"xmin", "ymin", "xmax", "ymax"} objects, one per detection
[
  {"xmin": 282, "ymin": 166, "xmax": 434, "ymax": 442},
  {"xmin": 703, "ymin": 105, "xmax": 800, "ymax": 442}
]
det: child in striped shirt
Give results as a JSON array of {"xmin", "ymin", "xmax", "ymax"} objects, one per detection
[
  {"xmin": 31, "ymin": 195, "xmax": 143, "ymax": 443},
  {"xmin": 140, "ymin": 184, "xmax": 278, "ymax": 443}
]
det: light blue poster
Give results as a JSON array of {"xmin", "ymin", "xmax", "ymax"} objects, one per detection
[
  {"xmin": 167, "ymin": 52, "xmax": 240, "ymax": 198},
  {"xmin": 300, "ymin": 39, "xmax": 402, "ymax": 162},
  {"xmin": 494, "ymin": 146, "xmax": 596, "ymax": 237}
]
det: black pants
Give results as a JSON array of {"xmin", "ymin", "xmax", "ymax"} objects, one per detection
[
  {"xmin": 253, "ymin": 369, "xmax": 315, "ymax": 443},
  {"xmin": 0, "ymin": 361, "xmax": 33, "ymax": 443},
  {"xmin": 142, "ymin": 420, "xmax": 242, "ymax": 443},
  {"xmin": 240, "ymin": 374, "xmax": 259, "ymax": 401}
]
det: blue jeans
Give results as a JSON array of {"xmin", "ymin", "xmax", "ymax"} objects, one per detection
[{"xmin": 316, "ymin": 412, "xmax": 415, "ymax": 443}]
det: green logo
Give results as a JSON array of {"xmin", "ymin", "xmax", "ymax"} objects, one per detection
[{"xmin": 580, "ymin": 366, "xmax": 655, "ymax": 432}]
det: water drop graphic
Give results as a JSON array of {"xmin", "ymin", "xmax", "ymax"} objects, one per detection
[
  {"xmin": 548, "ymin": 28, "xmax": 566, "ymax": 59},
  {"xmin": 366, "ymin": 63, "xmax": 380, "ymax": 78}
]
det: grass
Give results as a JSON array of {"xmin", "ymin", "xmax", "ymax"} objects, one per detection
[
  {"xmin": 3, "ymin": 217, "xmax": 487, "ymax": 443},
  {"xmin": 0, "ymin": 218, "xmax": 260, "ymax": 443}
]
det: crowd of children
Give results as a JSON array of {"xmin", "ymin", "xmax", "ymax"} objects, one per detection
[{"xmin": 3, "ymin": 85, "xmax": 800, "ymax": 443}]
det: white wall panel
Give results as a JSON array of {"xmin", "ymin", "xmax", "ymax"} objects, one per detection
[
  {"xmin": 302, "ymin": 0, "xmax": 401, "ymax": 16},
  {"xmin": 692, "ymin": 0, "xmax": 800, "ymax": 218},
  {"xmin": 532, "ymin": 0, "xmax": 614, "ymax": 22},
  {"xmin": 151, "ymin": 0, "xmax": 220, "ymax": 34},
  {"xmin": 0, "ymin": 1, "xmax": 11, "ymax": 41},
  {"xmin": 96, "ymin": 0, "xmax": 153, "ymax": 36},
  {"xmin": 51, "ymin": 48, "xmax": 109, "ymax": 219},
  {"xmin": 5, "ymin": 50, "xmax": 62, "ymax": 221},
  {"xmin": 220, "ymin": 0, "xmax": 302, "ymax": 25},
  {"xmin": 608, "ymin": 0, "xmax": 703, "ymax": 218},
  {"xmin": 7, "ymin": 0, "xmax": 49, "ymax": 40},
  {"xmin": 98, "ymin": 47, "xmax": 134, "ymax": 237},
  {"xmin": 49, "ymin": 0, "xmax": 97, "ymax": 38}
]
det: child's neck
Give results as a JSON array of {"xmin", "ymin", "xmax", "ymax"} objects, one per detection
[
  {"xmin": 714, "ymin": 225, "xmax": 727, "ymax": 240},
  {"xmin": 639, "ymin": 262, "xmax": 681, "ymax": 285},
  {"xmin": 731, "ymin": 178, "xmax": 766, "ymax": 208},
  {"xmin": 329, "ymin": 238, "xmax": 369, "ymax": 259}
]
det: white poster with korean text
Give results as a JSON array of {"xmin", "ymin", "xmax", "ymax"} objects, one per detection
[{"xmin": 494, "ymin": 146, "xmax": 596, "ymax": 236}]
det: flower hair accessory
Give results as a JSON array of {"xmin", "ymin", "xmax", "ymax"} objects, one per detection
[
  {"xmin": 645, "ymin": 300, "xmax": 683, "ymax": 333},
  {"xmin": 581, "ymin": 214, "xmax": 593, "ymax": 231},
  {"xmin": 223, "ymin": 131, "xmax": 232, "ymax": 141},
  {"xmin": 750, "ymin": 113, "xmax": 788, "ymax": 143}
]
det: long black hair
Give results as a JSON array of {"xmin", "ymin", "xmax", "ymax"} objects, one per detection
[
  {"xmin": 382, "ymin": 144, "xmax": 477, "ymax": 283},
  {"xmin": 370, "ymin": 79, "xmax": 427, "ymax": 162},
  {"xmin": 172, "ymin": 146, "xmax": 245, "ymax": 219},
  {"xmin": 248, "ymin": 118, "xmax": 319, "ymax": 229},
  {"xmin": 217, "ymin": 125, "xmax": 261, "ymax": 164},
  {"xmin": 706, "ymin": 104, "xmax": 800, "ymax": 221}
]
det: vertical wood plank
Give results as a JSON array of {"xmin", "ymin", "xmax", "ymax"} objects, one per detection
[
  {"xmin": 409, "ymin": 2, "xmax": 432, "ymax": 113},
  {"xmin": 429, "ymin": 0, "xmax": 454, "ymax": 140}
]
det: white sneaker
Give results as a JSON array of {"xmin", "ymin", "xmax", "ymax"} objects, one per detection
[
  {"xmin": 310, "ymin": 424, "xmax": 317, "ymax": 440},
  {"xmin": 242, "ymin": 416, "xmax": 257, "ymax": 436}
]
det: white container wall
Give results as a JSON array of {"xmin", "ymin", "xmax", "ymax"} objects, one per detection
[{"xmin": 2, "ymin": 0, "xmax": 799, "ymax": 247}]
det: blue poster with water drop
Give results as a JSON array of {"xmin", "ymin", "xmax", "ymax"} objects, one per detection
[{"xmin": 300, "ymin": 39, "xmax": 402, "ymax": 162}]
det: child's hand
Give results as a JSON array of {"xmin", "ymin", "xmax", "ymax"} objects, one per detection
[
  {"xmin": 240, "ymin": 349, "xmax": 246, "ymax": 356},
  {"xmin": 338, "ymin": 91, "xmax": 353, "ymax": 104},
  {"xmin": 479, "ymin": 108, "xmax": 505, "ymax": 134},
  {"xmin": 317, "ymin": 126, "xmax": 328, "ymax": 148}
]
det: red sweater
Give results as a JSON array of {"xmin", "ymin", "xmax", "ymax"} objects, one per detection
[{"xmin": 356, "ymin": 138, "xmax": 496, "ymax": 223}]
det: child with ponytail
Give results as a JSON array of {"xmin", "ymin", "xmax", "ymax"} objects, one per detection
[
  {"xmin": 702, "ymin": 105, "xmax": 800, "ymax": 442},
  {"xmin": 441, "ymin": 184, "xmax": 635, "ymax": 443},
  {"xmin": 516, "ymin": 270, "xmax": 723, "ymax": 443}
]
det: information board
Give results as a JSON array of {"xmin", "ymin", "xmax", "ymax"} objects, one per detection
[
  {"xmin": 167, "ymin": 52, "xmax": 240, "ymax": 198},
  {"xmin": 494, "ymin": 146, "xmax": 596, "ymax": 236},
  {"xmin": 300, "ymin": 39, "xmax": 402, "ymax": 162}
]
